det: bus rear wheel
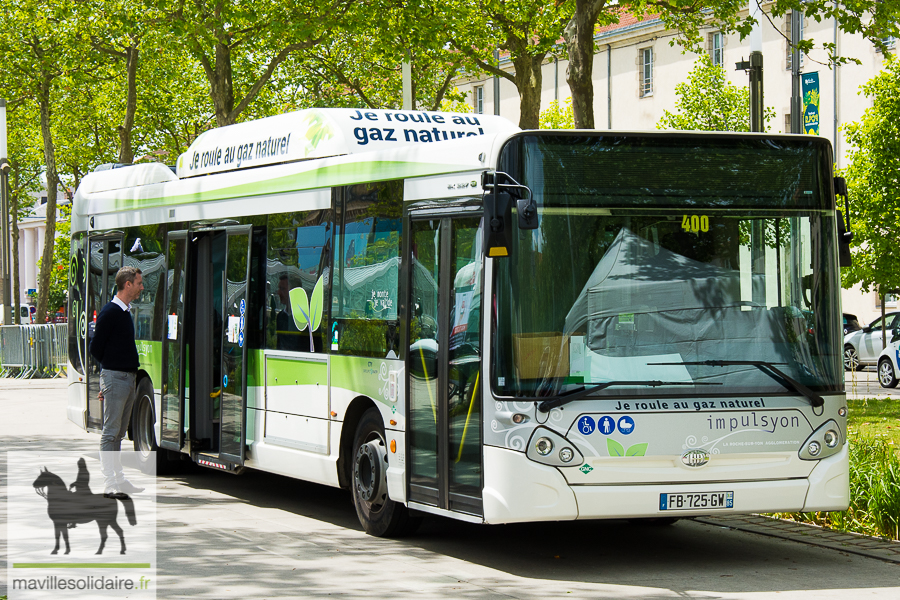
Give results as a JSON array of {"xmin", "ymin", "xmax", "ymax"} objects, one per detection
[{"xmin": 351, "ymin": 407, "xmax": 419, "ymax": 537}]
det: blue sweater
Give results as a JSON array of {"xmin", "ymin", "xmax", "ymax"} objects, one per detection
[{"xmin": 89, "ymin": 301, "xmax": 139, "ymax": 372}]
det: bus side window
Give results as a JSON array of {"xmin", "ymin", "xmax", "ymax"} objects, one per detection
[
  {"xmin": 265, "ymin": 210, "xmax": 333, "ymax": 353},
  {"xmin": 332, "ymin": 180, "xmax": 403, "ymax": 358}
]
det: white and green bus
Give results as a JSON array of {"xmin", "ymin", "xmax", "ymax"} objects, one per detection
[{"xmin": 67, "ymin": 108, "xmax": 851, "ymax": 536}]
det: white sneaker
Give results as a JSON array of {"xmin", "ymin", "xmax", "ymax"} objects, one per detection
[{"xmin": 117, "ymin": 479, "xmax": 145, "ymax": 494}]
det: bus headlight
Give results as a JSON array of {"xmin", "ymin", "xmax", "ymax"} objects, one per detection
[
  {"xmin": 535, "ymin": 437, "xmax": 553, "ymax": 456},
  {"xmin": 799, "ymin": 419, "xmax": 843, "ymax": 461},
  {"xmin": 526, "ymin": 427, "xmax": 584, "ymax": 467}
]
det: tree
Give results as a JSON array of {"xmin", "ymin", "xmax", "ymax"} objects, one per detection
[
  {"xmin": 563, "ymin": 0, "xmax": 900, "ymax": 130},
  {"xmin": 840, "ymin": 57, "xmax": 900, "ymax": 303},
  {"xmin": 166, "ymin": 0, "xmax": 354, "ymax": 127},
  {"xmin": 540, "ymin": 97, "xmax": 575, "ymax": 129},
  {"xmin": 36, "ymin": 205, "xmax": 71, "ymax": 316},
  {"xmin": 5, "ymin": 104, "xmax": 44, "ymax": 322},
  {"xmin": 288, "ymin": 1, "xmax": 473, "ymax": 112},
  {"xmin": 448, "ymin": 0, "xmax": 574, "ymax": 129},
  {"xmin": 0, "ymin": 0, "xmax": 80, "ymax": 324},
  {"xmin": 657, "ymin": 55, "xmax": 774, "ymax": 132}
]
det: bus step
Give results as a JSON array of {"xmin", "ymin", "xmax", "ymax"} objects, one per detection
[{"xmin": 195, "ymin": 453, "xmax": 241, "ymax": 473}]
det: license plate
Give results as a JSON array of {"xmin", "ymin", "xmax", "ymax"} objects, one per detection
[{"xmin": 660, "ymin": 491, "xmax": 733, "ymax": 511}]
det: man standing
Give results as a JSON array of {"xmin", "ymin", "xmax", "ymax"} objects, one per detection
[{"xmin": 89, "ymin": 266, "xmax": 145, "ymax": 498}]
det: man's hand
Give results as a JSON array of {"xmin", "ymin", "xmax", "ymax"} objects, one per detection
[{"xmin": 98, "ymin": 391, "xmax": 104, "ymax": 401}]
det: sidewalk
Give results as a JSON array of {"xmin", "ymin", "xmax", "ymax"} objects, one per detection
[{"xmin": 696, "ymin": 514, "xmax": 900, "ymax": 564}]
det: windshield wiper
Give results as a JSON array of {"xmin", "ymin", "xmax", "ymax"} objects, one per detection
[
  {"xmin": 649, "ymin": 360, "xmax": 824, "ymax": 408},
  {"xmin": 537, "ymin": 380, "xmax": 721, "ymax": 413}
]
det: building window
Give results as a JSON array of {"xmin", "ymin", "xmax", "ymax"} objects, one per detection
[
  {"xmin": 876, "ymin": 292, "xmax": 899, "ymax": 309},
  {"xmin": 878, "ymin": 36, "xmax": 896, "ymax": 53},
  {"xmin": 640, "ymin": 48, "xmax": 653, "ymax": 97},
  {"xmin": 785, "ymin": 11, "xmax": 804, "ymax": 70},
  {"xmin": 784, "ymin": 113, "xmax": 791, "ymax": 134},
  {"xmin": 475, "ymin": 86, "xmax": 484, "ymax": 114},
  {"xmin": 709, "ymin": 32, "xmax": 724, "ymax": 67}
]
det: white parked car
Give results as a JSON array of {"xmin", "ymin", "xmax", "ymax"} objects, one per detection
[
  {"xmin": 843, "ymin": 311, "xmax": 900, "ymax": 371},
  {"xmin": 876, "ymin": 338, "xmax": 900, "ymax": 388}
]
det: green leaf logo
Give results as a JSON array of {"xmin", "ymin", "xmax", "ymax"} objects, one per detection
[
  {"xmin": 309, "ymin": 276, "xmax": 324, "ymax": 332},
  {"xmin": 626, "ymin": 443, "xmax": 648, "ymax": 457},
  {"xmin": 289, "ymin": 287, "xmax": 310, "ymax": 332},
  {"xmin": 288, "ymin": 276, "xmax": 325, "ymax": 352},
  {"xmin": 607, "ymin": 439, "xmax": 625, "ymax": 457}
]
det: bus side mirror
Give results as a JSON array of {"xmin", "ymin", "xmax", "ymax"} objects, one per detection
[
  {"xmin": 837, "ymin": 210, "xmax": 852, "ymax": 268},
  {"xmin": 517, "ymin": 197, "xmax": 538, "ymax": 230},
  {"xmin": 483, "ymin": 191, "xmax": 513, "ymax": 258},
  {"xmin": 834, "ymin": 176, "xmax": 852, "ymax": 268}
]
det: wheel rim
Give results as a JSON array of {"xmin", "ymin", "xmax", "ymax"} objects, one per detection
[
  {"xmin": 354, "ymin": 434, "xmax": 388, "ymax": 517},
  {"xmin": 879, "ymin": 361, "xmax": 894, "ymax": 386},
  {"xmin": 844, "ymin": 347, "xmax": 859, "ymax": 370},
  {"xmin": 137, "ymin": 396, "xmax": 154, "ymax": 457}
]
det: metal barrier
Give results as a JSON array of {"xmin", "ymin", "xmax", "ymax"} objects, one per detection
[{"xmin": 0, "ymin": 324, "xmax": 69, "ymax": 379}]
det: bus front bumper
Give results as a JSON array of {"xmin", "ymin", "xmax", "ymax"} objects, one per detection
[{"xmin": 482, "ymin": 445, "xmax": 848, "ymax": 525}]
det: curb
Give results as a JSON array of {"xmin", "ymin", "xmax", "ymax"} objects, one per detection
[{"xmin": 695, "ymin": 514, "xmax": 900, "ymax": 564}]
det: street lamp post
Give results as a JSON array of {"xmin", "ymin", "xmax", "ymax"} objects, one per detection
[{"xmin": 0, "ymin": 98, "xmax": 12, "ymax": 326}]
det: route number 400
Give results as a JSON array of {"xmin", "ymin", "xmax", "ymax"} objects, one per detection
[{"xmin": 682, "ymin": 214, "xmax": 710, "ymax": 234}]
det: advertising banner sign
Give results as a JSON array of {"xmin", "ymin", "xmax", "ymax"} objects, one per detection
[{"xmin": 802, "ymin": 72, "xmax": 820, "ymax": 135}]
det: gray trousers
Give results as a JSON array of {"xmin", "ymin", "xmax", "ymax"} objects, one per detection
[{"xmin": 99, "ymin": 369, "xmax": 136, "ymax": 489}]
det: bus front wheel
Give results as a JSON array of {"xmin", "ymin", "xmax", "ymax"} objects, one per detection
[
  {"xmin": 350, "ymin": 407, "xmax": 419, "ymax": 537},
  {"xmin": 131, "ymin": 377, "xmax": 180, "ymax": 475}
]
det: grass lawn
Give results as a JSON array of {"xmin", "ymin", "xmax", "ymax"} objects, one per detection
[{"xmin": 847, "ymin": 398, "xmax": 900, "ymax": 452}]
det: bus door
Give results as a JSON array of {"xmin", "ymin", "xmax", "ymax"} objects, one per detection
[
  {"xmin": 407, "ymin": 215, "xmax": 484, "ymax": 517},
  {"xmin": 159, "ymin": 231, "xmax": 188, "ymax": 452},
  {"xmin": 85, "ymin": 234, "xmax": 123, "ymax": 431},
  {"xmin": 186, "ymin": 226, "xmax": 252, "ymax": 470}
]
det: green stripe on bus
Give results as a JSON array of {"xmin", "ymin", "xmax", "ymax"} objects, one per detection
[
  {"xmin": 265, "ymin": 357, "xmax": 327, "ymax": 386},
  {"xmin": 97, "ymin": 160, "xmax": 470, "ymax": 213}
]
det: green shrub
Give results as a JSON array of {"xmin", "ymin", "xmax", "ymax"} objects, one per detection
[{"xmin": 772, "ymin": 435, "xmax": 900, "ymax": 540}]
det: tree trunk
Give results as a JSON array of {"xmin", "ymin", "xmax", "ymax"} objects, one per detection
[
  {"xmin": 211, "ymin": 40, "xmax": 236, "ymax": 127},
  {"xmin": 11, "ymin": 161, "xmax": 21, "ymax": 323},
  {"xmin": 36, "ymin": 73, "xmax": 60, "ymax": 325},
  {"xmin": 511, "ymin": 52, "xmax": 546, "ymax": 130},
  {"xmin": 117, "ymin": 45, "xmax": 139, "ymax": 163},
  {"xmin": 564, "ymin": 0, "xmax": 605, "ymax": 129}
]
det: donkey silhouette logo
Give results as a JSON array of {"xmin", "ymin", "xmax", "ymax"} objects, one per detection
[{"xmin": 32, "ymin": 458, "xmax": 137, "ymax": 555}]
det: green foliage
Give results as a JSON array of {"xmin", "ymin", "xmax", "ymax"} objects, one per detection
[
  {"xmin": 658, "ymin": 55, "xmax": 774, "ymax": 132},
  {"xmin": 439, "ymin": 89, "xmax": 474, "ymax": 114},
  {"xmin": 539, "ymin": 98, "xmax": 575, "ymax": 129},
  {"xmin": 36, "ymin": 205, "xmax": 71, "ymax": 314},
  {"xmin": 772, "ymin": 435, "xmax": 900, "ymax": 540},
  {"xmin": 840, "ymin": 57, "xmax": 900, "ymax": 294}
]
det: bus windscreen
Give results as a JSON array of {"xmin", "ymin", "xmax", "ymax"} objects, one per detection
[{"xmin": 492, "ymin": 134, "xmax": 842, "ymax": 399}]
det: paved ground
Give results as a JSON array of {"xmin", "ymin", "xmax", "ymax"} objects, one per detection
[{"xmin": 1, "ymin": 378, "xmax": 898, "ymax": 599}]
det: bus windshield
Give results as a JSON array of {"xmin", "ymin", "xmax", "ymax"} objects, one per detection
[{"xmin": 492, "ymin": 134, "xmax": 843, "ymax": 399}]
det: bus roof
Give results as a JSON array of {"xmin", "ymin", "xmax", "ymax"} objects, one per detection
[
  {"xmin": 176, "ymin": 108, "xmax": 519, "ymax": 177},
  {"xmin": 73, "ymin": 109, "xmax": 518, "ymax": 219}
]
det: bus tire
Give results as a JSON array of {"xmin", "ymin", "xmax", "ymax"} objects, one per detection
[
  {"xmin": 132, "ymin": 377, "xmax": 180, "ymax": 475},
  {"xmin": 350, "ymin": 407, "xmax": 417, "ymax": 537}
]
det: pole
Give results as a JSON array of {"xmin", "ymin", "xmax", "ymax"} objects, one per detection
[
  {"xmin": 748, "ymin": 1, "xmax": 764, "ymax": 133},
  {"xmin": 0, "ymin": 98, "xmax": 12, "ymax": 326},
  {"xmin": 401, "ymin": 51, "xmax": 412, "ymax": 111},
  {"xmin": 791, "ymin": 11, "xmax": 803, "ymax": 133},
  {"xmin": 749, "ymin": 52, "xmax": 764, "ymax": 132},
  {"xmin": 493, "ymin": 49, "xmax": 500, "ymax": 116}
]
